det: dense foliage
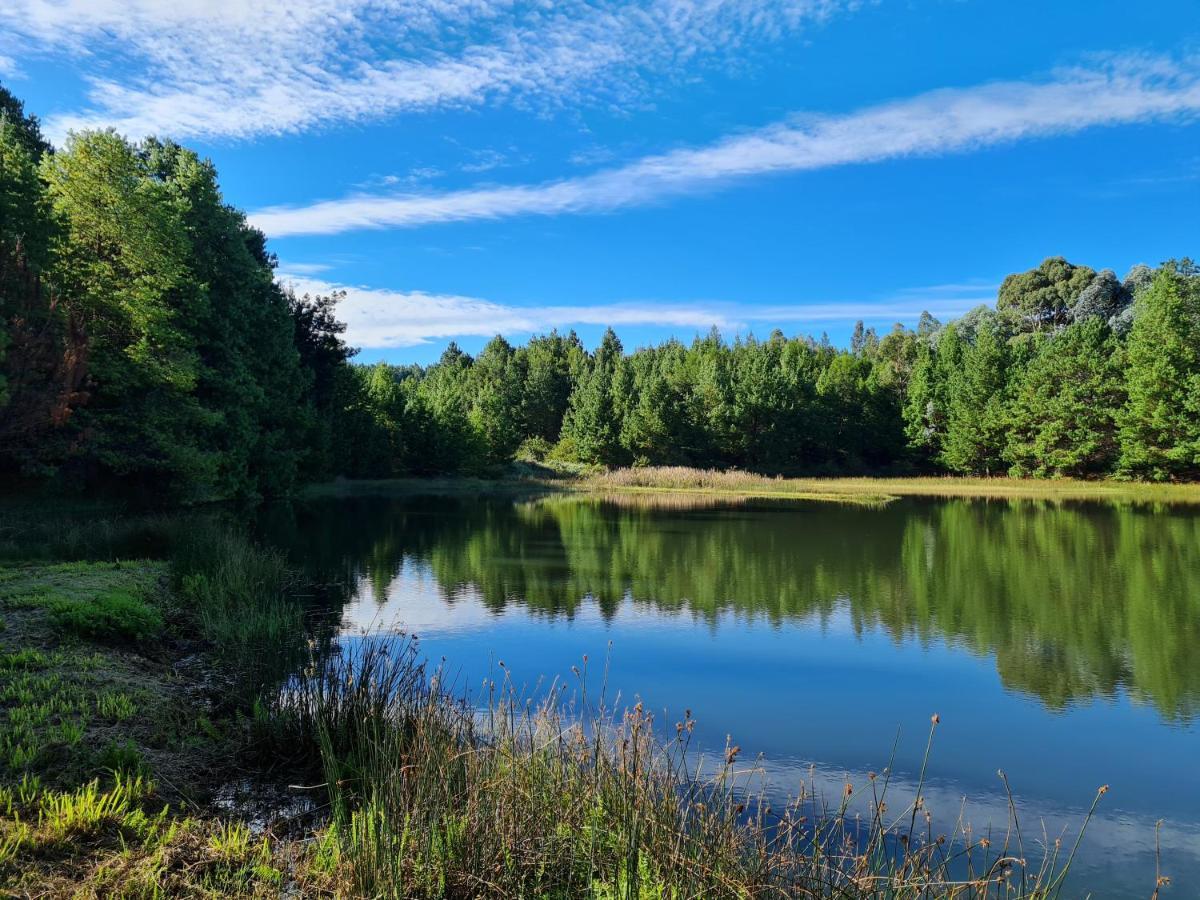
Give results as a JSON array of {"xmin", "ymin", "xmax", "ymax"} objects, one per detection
[
  {"xmin": 0, "ymin": 86, "xmax": 352, "ymax": 501},
  {"xmin": 3, "ymin": 82, "xmax": 1199, "ymax": 494},
  {"xmin": 342, "ymin": 257, "xmax": 1200, "ymax": 481}
]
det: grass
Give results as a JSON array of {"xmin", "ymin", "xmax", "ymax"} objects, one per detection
[
  {"xmin": 262, "ymin": 636, "xmax": 1111, "ymax": 899},
  {"xmin": 169, "ymin": 521, "xmax": 309, "ymax": 696},
  {"xmin": 303, "ymin": 463, "xmax": 1200, "ymax": 506},
  {"xmin": 47, "ymin": 589, "xmax": 164, "ymax": 642},
  {"xmin": 578, "ymin": 466, "xmax": 1200, "ymax": 505},
  {"xmin": 0, "ymin": 539, "xmax": 311, "ymax": 896}
]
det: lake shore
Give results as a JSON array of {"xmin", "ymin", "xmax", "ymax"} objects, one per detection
[
  {"xmin": 304, "ymin": 464, "xmax": 1200, "ymax": 506},
  {"xmin": 0, "ymin": 557, "xmax": 318, "ymax": 895}
]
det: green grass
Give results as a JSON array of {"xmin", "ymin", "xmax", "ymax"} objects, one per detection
[
  {"xmin": 169, "ymin": 521, "xmax": 307, "ymax": 696},
  {"xmin": 46, "ymin": 589, "xmax": 163, "ymax": 642}
]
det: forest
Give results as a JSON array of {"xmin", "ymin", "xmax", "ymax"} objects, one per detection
[{"xmin": 3, "ymin": 82, "xmax": 1200, "ymax": 501}]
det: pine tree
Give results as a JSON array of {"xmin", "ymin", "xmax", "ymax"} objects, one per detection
[
  {"xmin": 1118, "ymin": 266, "xmax": 1200, "ymax": 480},
  {"xmin": 562, "ymin": 328, "xmax": 626, "ymax": 465},
  {"xmin": 1004, "ymin": 318, "xmax": 1125, "ymax": 477},
  {"xmin": 941, "ymin": 319, "xmax": 1008, "ymax": 474}
]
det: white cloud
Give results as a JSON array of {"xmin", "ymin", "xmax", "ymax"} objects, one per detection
[
  {"xmin": 250, "ymin": 54, "xmax": 1200, "ymax": 236},
  {"xmin": 0, "ymin": 0, "xmax": 852, "ymax": 143},
  {"xmin": 276, "ymin": 261, "xmax": 333, "ymax": 275},
  {"xmin": 277, "ymin": 271, "xmax": 987, "ymax": 349}
]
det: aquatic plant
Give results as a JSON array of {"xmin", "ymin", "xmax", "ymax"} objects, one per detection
[{"xmin": 279, "ymin": 636, "xmax": 1109, "ymax": 898}]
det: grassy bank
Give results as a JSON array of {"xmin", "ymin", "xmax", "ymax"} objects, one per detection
[
  {"xmin": 302, "ymin": 464, "xmax": 1200, "ymax": 507},
  {"xmin": 0, "ymin": 518, "xmax": 337, "ymax": 896},
  {"xmin": 577, "ymin": 466, "xmax": 1200, "ymax": 505},
  {"xmin": 0, "ymin": 558, "xmax": 302, "ymax": 895},
  {"xmin": 1, "ymin": 517, "xmax": 1122, "ymax": 897}
]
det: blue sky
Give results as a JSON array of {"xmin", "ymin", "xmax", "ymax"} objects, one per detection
[{"xmin": 2, "ymin": 1, "xmax": 1198, "ymax": 364}]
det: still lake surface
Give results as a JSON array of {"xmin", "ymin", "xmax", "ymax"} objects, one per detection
[{"xmin": 265, "ymin": 491, "xmax": 1200, "ymax": 896}]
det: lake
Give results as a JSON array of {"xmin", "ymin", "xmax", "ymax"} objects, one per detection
[{"xmin": 264, "ymin": 491, "xmax": 1200, "ymax": 897}]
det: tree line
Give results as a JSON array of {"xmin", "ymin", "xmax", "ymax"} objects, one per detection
[
  {"xmin": 342, "ymin": 255, "xmax": 1200, "ymax": 482},
  {"xmin": 3, "ymin": 83, "xmax": 1199, "ymax": 498}
]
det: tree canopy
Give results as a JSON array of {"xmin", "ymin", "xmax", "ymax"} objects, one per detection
[{"xmin": 2, "ymin": 80, "xmax": 1199, "ymax": 494}]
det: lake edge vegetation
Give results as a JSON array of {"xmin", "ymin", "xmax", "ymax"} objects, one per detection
[
  {"xmin": 3, "ymin": 83, "xmax": 1200, "ymax": 506},
  {"xmin": 0, "ymin": 517, "xmax": 1123, "ymax": 898}
]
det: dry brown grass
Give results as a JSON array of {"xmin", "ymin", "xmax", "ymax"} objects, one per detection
[{"xmin": 581, "ymin": 466, "xmax": 1200, "ymax": 505}]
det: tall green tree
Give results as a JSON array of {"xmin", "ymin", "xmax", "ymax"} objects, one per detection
[
  {"xmin": 519, "ymin": 331, "xmax": 584, "ymax": 442},
  {"xmin": 941, "ymin": 319, "xmax": 1009, "ymax": 474},
  {"xmin": 42, "ymin": 130, "xmax": 218, "ymax": 496},
  {"xmin": 997, "ymin": 256, "xmax": 1095, "ymax": 333},
  {"xmin": 1118, "ymin": 265, "xmax": 1200, "ymax": 480},
  {"xmin": 471, "ymin": 335, "xmax": 524, "ymax": 465},
  {"xmin": 562, "ymin": 328, "xmax": 627, "ymax": 465},
  {"xmin": 0, "ymin": 86, "xmax": 78, "ymax": 472},
  {"xmin": 1004, "ymin": 318, "xmax": 1125, "ymax": 477}
]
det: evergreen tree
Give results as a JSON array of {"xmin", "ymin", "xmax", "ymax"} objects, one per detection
[
  {"xmin": 1004, "ymin": 318, "xmax": 1125, "ymax": 477},
  {"xmin": 941, "ymin": 319, "xmax": 1008, "ymax": 474},
  {"xmin": 1118, "ymin": 266, "xmax": 1200, "ymax": 480},
  {"xmin": 562, "ymin": 328, "xmax": 626, "ymax": 465},
  {"xmin": 471, "ymin": 335, "xmax": 524, "ymax": 465},
  {"xmin": 518, "ymin": 331, "xmax": 583, "ymax": 443}
]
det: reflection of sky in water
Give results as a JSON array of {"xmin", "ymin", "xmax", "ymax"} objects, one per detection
[{"xmin": 338, "ymin": 557, "xmax": 1200, "ymax": 898}]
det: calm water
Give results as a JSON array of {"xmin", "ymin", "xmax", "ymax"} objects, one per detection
[{"xmin": 264, "ymin": 492, "xmax": 1200, "ymax": 896}]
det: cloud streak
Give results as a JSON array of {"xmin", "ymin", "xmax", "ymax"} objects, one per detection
[
  {"xmin": 1, "ymin": 0, "xmax": 851, "ymax": 143},
  {"xmin": 250, "ymin": 54, "xmax": 1200, "ymax": 236},
  {"xmin": 277, "ymin": 272, "xmax": 994, "ymax": 348}
]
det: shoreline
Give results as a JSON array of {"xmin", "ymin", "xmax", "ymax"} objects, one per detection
[
  {"xmin": 302, "ymin": 465, "xmax": 1200, "ymax": 506},
  {"xmin": 0, "ymin": 517, "xmax": 1134, "ymax": 897}
]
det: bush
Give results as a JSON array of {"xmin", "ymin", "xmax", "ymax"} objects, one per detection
[{"xmin": 48, "ymin": 591, "xmax": 163, "ymax": 643}]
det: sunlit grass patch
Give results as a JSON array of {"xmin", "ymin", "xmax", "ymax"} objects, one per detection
[
  {"xmin": 581, "ymin": 466, "xmax": 1200, "ymax": 506},
  {"xmin": 95, "ymin": 690, "xmax": 138, "ymax": 722},
  {"xmin": 37, "ymin": 774, "xmax": 154, "ymax": 842}
]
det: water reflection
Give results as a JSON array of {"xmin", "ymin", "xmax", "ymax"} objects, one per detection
[{"xmin": 264, "ymin": 493, "xmax": 1200, "ymax": 721}]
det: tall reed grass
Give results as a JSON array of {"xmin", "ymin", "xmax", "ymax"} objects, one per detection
[
  {"xmin": 168, "ymin": 521, "xmax": 307, "ymax": 695},
  {"xmin": 277, "ymin": 637, "xmax": 1106, "ymax": 899}
]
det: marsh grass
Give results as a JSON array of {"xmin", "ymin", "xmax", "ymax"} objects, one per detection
[
  {"xmin": 276, "ymin": 636, "xmax": 1108, "ymax": 899},
  {"xmin": 169, "ymin": 521, "xmax": 308, "ymax": 695},
  {"xmin": 584, "ymin": 466, "xmax": 1200, "ymax": 506}
]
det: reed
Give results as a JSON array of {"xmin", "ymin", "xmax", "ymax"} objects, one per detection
[
  {"xmin": 168, "ymin": 521, "xmax": 307, "ymax": 695},
  {"xmin": 280, "ymin": 636, "xmax": 1105, "ymax": 899}
]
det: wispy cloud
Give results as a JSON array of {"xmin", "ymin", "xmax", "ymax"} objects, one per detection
[
  {"xmin": 249, "ymin": 54, "xmax": 1200, "ymax": 236},
  {"xmin": 276, "ymin": 261, "xmax": 333, "ymax": 275},
  {"xmin": 277, "ymin": 272, "xmax": 990, "ymax": 349},
  {"xmin": 1, "ymin": 0, "xmax": 852, "ymax": 143}
]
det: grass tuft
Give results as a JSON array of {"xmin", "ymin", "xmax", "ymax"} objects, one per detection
[{"xmin": 47, "ymin": 590, "xmax": 163, "ymax": 643}]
